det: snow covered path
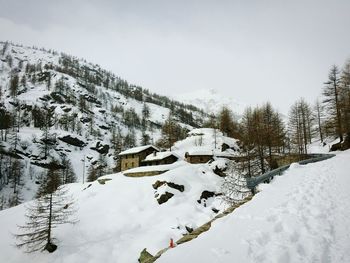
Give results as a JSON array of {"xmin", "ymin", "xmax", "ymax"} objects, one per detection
[{"xmin": 159, "ymin": 151, "xmax": 350, "ymax": 263}]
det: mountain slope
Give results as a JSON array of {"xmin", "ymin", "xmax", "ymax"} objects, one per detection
[{"xmin": 0, "ymin": 41, "xmax": 207, "ymax": 209}]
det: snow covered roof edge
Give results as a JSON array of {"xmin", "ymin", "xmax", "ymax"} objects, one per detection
[{"xmin": 119, "ymin": 145, "xmax": 159, "ymax": 156}]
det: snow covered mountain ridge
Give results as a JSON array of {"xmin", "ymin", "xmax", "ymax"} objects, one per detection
[{"xmin": 174, "ymin": 88, "xmax": 246, "ymax": 118}]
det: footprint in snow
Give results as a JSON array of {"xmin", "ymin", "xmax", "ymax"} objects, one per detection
[
  {"xmin": 289, "ymin": 231, "xmax": 300, "ymax": 243},
  {"xmin": 274, "ymin": 221, "xmax": 284, "ymax": 233},
  {"xmin": 211, "ymin": 247, "xmax": 230, "ymax": 257},
  {"xmin": 266, "ymin": 214, "xmax": 278, "ymax": 222}
]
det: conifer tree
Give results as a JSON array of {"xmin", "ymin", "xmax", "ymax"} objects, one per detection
[
  {"xmin": 10, "ymin": 74, "xmax": 19, "ymax": 98},
  {"xmin": 61, "ymin": 157, "xmax": 77, "ymax": 184},
  {"xmin": 87, "ymin": 165, "xmax": 98, "ymax": 182}
]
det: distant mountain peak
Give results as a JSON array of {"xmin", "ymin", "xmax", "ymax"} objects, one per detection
[{"xmin": 174, "ymin": 88, "xmax": 246, "ymax": 117}]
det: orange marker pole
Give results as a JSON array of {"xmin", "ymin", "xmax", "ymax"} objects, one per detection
[{"xmin": 170, "ymin": 238, "xmax": 175, "ymax": 248}]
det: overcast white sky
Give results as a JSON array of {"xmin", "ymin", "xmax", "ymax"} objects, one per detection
[{"xmin": 1, "ymin": 0, "xmax": 350, "ymax": 114}]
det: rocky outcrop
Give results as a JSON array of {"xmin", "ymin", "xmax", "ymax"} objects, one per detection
[
  {"xmin": 152, "ymin": 181, "xmax": 185, "ymax": 192},
  {"xmin": 156, "ymin": 192, "xmax": 174, "ymax": 205},
  {"xmin": 197, "ymin": 190, "xmax": 222, "ymax": 207},
  {"xmin": 58, "ymin": 135, "xmax": 86, "ymax": 148},
  {"xmin": 138, "ymin": 248, "xmax": 155, "ymax": 263},
  {"xmin": 90, "ymin": 141, "xmax": 109, "ymax": 154}
]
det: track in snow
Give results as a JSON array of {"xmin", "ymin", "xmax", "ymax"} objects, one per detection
[{"xmin": 159, "ymin": 151, "xmax": 350, "ymax": 263}]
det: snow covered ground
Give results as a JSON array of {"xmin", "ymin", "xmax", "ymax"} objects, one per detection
[
  {"xmin": 158, "ymin": 150, "xmax": 350, "ymax": 263},
  {"xmin": 0, "ymin": 161, "xmax": 228, "ymax": 263}
]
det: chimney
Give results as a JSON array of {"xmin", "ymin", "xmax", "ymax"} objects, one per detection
[{"xmin": 153, "ymin": 151, "xmax": 157, "ymax": 157}]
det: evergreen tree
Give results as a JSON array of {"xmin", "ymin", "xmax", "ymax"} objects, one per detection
[
  {"xmin": 140, "ymin": 131, "xmax": 151, "ymax": 146},
  {"xmin": 0, "ymin": 107, "xmax": 11, "ymax": 141},
  {"xmin": 86, "ymin": 165, "xmax": 98, "ymax": 182},
  {"xmin": 10, "ymin": 74, "xmax": 19, "ymax": 97},
  {"xmin": 61, "ymin": 157, "xmax": 77, "ymax": 184},
  {"xmin": 124, "ymin": 129, "xmax": 136, "ymax": 149}
]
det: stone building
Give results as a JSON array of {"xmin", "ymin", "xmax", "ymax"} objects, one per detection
[
  {"xmin": 142, "ymin": 152, "xmax": 179, "ymax": 166},
  {"xmin": 185, "ymin": 151, "xmax": 214, "ymax": 164},
  {"xmin": 119, "ymin": 145, "xmax": 159, "ymax": 171}
]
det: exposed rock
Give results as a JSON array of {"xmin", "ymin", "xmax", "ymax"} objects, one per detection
[
  {"xmin": 152, "ymin": 180, "xmax": 166, "ymax": 189},
  {"xmin": 211, "ymin": 208, "xmax": 219, "ymax": 213},
  {"xmin": 157, "ymin": 192, "xmax": 174, "ymax": 205},
  {"xmin": 31, "ymin": 161, "xmax": 65, "ymax": 170},
  {"xmin": 8, "ymin": 100, "xmax": 19, "ymax": 107},
  {"xmin": 199, "ymin": 190, "xmax": 216, "ymax": 200},
  {"xmin": 138, "ymin": 248, "xmax": 155, "ymax": 263},
  {"xmin": 83, "ymin": 184, "xmax": 92, "ymax": 191},
  {"xmin": 45, "ymin": 242, "xmax": 57, "ymax": 253},
  {"xmin": 62, "ymin": 107, "xmax": 71, "ymax": 112},
  {"xmin": 37, "ymin": 71, "xmax": 50, "ymax": 82},
  {"xmin": 97, "ymin": 178, "xmax": 112, "ymax": 185},
  {"xmin": 84, "ymin": 94, "xmax": 101, "ymax": 105},
  {"xmin": 58, "ymin": 135, "xmax": 86, "ymax": 148},
  {"xmin": 50, "ymin": 92, "xmax": 65, "ymax": 103},
  {"xmin": 90, "ymin": 141, "xmax": 109, "ymax": 154},
  {"xmin": 80, "ymin": 116, "xmax": 91, "ymax": 123},
  {"xmin": 152, "ymin": 180, "xmax": 185, "ymax": 192},
  {"xmin": 99, "ymin": 125, "xmax": 110, "ymax": 130},
  {"xmin": 197, "ymin": 190, "xmax": 222, "ymax": 204},
  {"xmin": 213, "ymin": 165, "xmax": 227, "ymax": 177},
  {"xmin": 167, "ymin": 182, "xmax": 185, "ymax": 192},
  {"xmin": 185, "ymin": 226, "xmax": 193, "ymax": 233},
  {"xmin": 0, "ymin": 149, "xmax": 23, "ymax": 159},
  {"xmin": 330, "ymin": 142, "xmax": 342, "ymax": 151}
]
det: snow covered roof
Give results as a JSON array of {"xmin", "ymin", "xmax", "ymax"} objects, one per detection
[
  {"xmin": 186, "ymin": 150, "xmax": 214, "ymax": 156},
  {"xmin": 186, "ymin": 149, "xmax": 235, "ymax": 158},
  {"xmin": 188, "ymin": 128, "xmax": 213, "ymax": 136},
  {"xmin": 118, "ymin": 145, "xmax": 159, "ymax": 156},
  {"xmin": 221, "ymin": 137, "xmax": 238, "ymax": 148},
  {"xmin": 143, "ymin": 151, "xmax": 179, "ymax": 162}
]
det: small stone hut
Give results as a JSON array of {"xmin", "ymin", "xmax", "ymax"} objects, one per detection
[
  {"xmin": 142, "ymin": 152, "xmax": 179, "ymax": 166},
  {"xmin": 119, "ymin": 145, "xmax": 159, "ymax": 171}
]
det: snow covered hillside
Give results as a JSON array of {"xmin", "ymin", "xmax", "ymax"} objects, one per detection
[
  {"xmin": 172, "ymin": 128, "xmax": 240, "ymax": 158},
  {"xmin": 158, "ymin": 150, "xmax": 350, "ymax": 263},
  {"xmin": 0, "ymin": 160, "xmax": 230, "ymax": 263},
  {"xmin": 0, "ymin": 42, "xmax": 207, "ymax": 208}
]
